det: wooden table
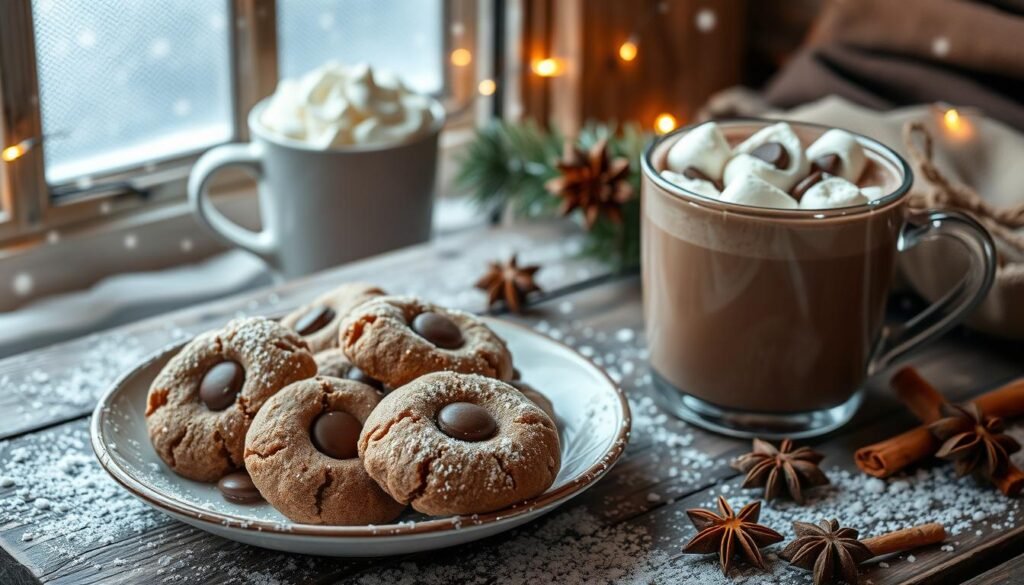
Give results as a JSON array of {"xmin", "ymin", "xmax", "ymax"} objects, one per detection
[{"xmin": 1, "ymin": 221, "xmax": 1022, "ymax": 584}]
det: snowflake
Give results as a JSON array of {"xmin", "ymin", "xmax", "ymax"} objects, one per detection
[
  {"xmin": 932, "ymin": 36, "xmax": 950, "ymax": 58},
  {"xmin": 695, "ymin": 9, "xmax": 717, "ymax": 33},
  {"xmin": 12, "ymin": 272, "xmax": 34, "ymax": 297}
]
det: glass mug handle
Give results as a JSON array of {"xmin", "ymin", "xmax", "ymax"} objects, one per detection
[{"xmin": 868, "ymin": 209, "xmax": 997, "ymax": 374}]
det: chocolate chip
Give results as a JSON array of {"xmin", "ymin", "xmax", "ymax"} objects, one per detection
[
  {"xmin": 437, "ymin": 402, "xmax": 497, "ymax": 442},
  {"xmin": 311, "ymin": 411, "xmax": 362, "ymax": 459},
  {"xmin": 812, "ymin": 153, "xmax": 841, "ymax": 175},
  {"xmin": 412, "ymin": 312, "xmax": 464, "ymax": 349},
  {"xmin": 199, "ymin": 361, "xmax": 244, "ymax": 411},
  {"xmin": 682, "ymin": 166, "xmax": 723, "ymax": 191},
  {"xmin": 217, "ymin": 471, "xmax": 263, "ymax": 504},
  {"xmin": 345, "ymin": 366, "xmax": 384, "ymax": 391},
  {"xmin": 749, "ymin": 142, "xmax": 790, "ymax": 169},
  {"xmin": 792, "ymin": 170, "xmax": 825, "ymax": 202},
  {"xmin": 294, "ymin": 306, "xmax": 336, "ymax": 335}
]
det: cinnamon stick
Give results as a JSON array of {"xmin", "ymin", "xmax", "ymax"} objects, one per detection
[
  {"xmin": 862, "ymin": 523, "xmax": 947, "ymax": 557},
  {"xmin": 855, "ymin": 427, "xmax": 938, "ymax": 478},
  {"xmin": 891, "ymin": 368, "xmax": 945, "ymax": 423},
  {"xmin": 855, "ymin": 371, "xmax": 1024, "ymax": 491}
]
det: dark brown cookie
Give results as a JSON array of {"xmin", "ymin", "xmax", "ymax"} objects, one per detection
[
  {"xmin": 359, "ymin": 372, "xmax": 560, "ymax": 516},
  {"xmin": 145, "ymin": 317, "xmax": 317, "ymax": 482},
  {"xmin": 280, "ymin": 283, "xmax": 385, "ymax": 352},
  {"xmin": 244, "ymin": 377, "xmax": 405, "ymax": 525},
  {"xmin": 340, "ymin": 296, "xmax": 513, "ymax": 388}
]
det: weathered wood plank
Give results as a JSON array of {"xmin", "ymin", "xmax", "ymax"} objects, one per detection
[
  {"xmin": 2, "ymin": 256, "xmax": 1024, "ymax": 583},
  {"xmin": 962, "ymin": 553, "xmax": 1024, "ymax": 585}
]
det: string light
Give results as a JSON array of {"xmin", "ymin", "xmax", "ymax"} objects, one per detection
[
  {"xmin": 943, "ymin": 108, "xmax": 962, "ymax": 132},
  {"xmin": 450, "ymin": 48, "xmax": 472, "ymax": 67},
  {"xmin": 654, "ymin": 113, "xmax": 678, "ymax": 134},
  {"xmin": 532, "ymin": 58, "xmax": 563, "ymax": 77},
  {"xmin": 618, "ymin": 39, "xmax": 638, "ymax": 62},
  {"xmin": 1, "ymin": 144, "xmax": 25, "ymax": 162},
  {"xmin": 478, "ymin": 79, "xmax": 496, "ymax": 96}
]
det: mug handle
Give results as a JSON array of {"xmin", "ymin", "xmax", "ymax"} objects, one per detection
[
  {"xmin": 868, "ymin": 209, "xmax": 997, "ymax": 373},
  {"xmin": 187, "ymin": 143, "xmax": 278, "ymax": 263}
]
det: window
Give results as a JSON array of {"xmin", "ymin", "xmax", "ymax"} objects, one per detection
[
  {"xmin": 278, "ymin": 0, "xmax": 445, "ymax": 95},
  {"xmin": 0, "ymin": 0, "xmax": 480, "ymax": 248},
  {"xmin": 32, "ymin": 0, "xmax": 235, "ymax": 188}
]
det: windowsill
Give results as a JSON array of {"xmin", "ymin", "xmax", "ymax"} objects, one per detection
[{"xmin": 0, "ymin": 122, "xmax": 484, "ymax": 313}]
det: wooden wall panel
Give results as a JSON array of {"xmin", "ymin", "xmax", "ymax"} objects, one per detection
[{"xmin": 516, "ymin": 0, "xmax": 747, "ymax": 133}]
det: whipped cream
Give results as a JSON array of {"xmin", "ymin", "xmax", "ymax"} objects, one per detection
[
  {"xmin": 260, "ymin": 62, "xmax": 436, "ymax": 148},
  {"xmin": 661, "ymin": 122, "xmax": 884, "ymax": 210}
]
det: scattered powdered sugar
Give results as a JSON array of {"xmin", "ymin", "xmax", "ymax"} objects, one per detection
[
  {"xmin": 0, "ymin": 425, "xmax": 164, "ymax": 557},
  {"xmin": 0, "ymin": 332, "xmax": 149, "ymax": 427}
]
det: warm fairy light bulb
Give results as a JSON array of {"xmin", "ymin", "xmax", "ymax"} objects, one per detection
[
  {"xmin": 2, "ymin": 143, "xmax": 26, "ymax": 162},
  {"xmin": 532, "ymin": 58, "xmax": 563, "ymax": 77},
  {"xmin": 943, "ymin": 108, "xmax": 962, "ymax": 132},
  {"xmin": 450, "ymin": 48, "xmax": 472, "ymax": 67},
  {"xmin": 654, "ymin": 113, "xmax": 678, "ymax": 135},
  {"xmin": 618, "ymin": 40, "xmax": 638, "ymax": 62},
  {"xmin": 478, "ymin": 79, "xmax": 496, "ymax": 96}
]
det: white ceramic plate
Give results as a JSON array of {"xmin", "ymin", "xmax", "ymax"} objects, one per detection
[{"xmin": 91, "ymin": 318, "xmax": 631, "ymax": 556}]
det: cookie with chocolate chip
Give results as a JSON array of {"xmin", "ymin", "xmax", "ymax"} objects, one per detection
[
  {"xmin": 359, "ymin": 372, "xmax": 560, "ymax": 516},
  {"xmin": 313, "ymin": 348, "xmax": 387, "ymax": 392},
  {"xmin": 145, "ymin": 317, "xmax": 317, "ymax": 482},
  {"xmin": 340, "ymin": 296, "xmax": 514, "ymax": 388},
  {"xmin": 280, "ymin": 283, "xmax": 385, "ymax": 352},
  {"xmin": 244, "ymin": 376, "xmax": 405, "ymax": 525}
]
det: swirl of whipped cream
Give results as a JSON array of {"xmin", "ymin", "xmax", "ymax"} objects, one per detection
[{"xmin": 260, "ymin": 62, "xmax": 435, "ymax": 148}]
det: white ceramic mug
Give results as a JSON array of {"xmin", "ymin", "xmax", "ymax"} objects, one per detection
[{"xmin": 188, "ymin": 98, "xmax": 445, "ymax": 278}]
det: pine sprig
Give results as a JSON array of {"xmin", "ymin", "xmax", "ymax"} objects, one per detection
[{"xmin": 456, "ymin": 120, "xmax": 649, "ymax": 269}]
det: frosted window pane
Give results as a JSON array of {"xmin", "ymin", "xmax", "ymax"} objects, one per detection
[
  {"xmin": 31, "ymin": 0, "xmax": 234, "ymax": 186},
  {"xmin": 278, "ymin": 0, "xmax": 443, "ymax": 94}
]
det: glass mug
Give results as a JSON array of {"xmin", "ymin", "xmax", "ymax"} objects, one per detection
[{"xmin": 641, "ymin": 120, "xmax": 996, "ymax": 439}]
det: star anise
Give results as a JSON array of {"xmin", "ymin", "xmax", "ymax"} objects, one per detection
[
  {"xmin": 544, "ymin": 137, "xmax": 633, "ymax": 229},
  {"xmin": 928, "ymin": 403, "xmax": 1021, "ymax": 480},
  {"xmin": 781, "ymin": 519, "xmax": 873, "ymax": 585},
  {"xmin": 474, "ymin": 254, "xmax": 542, "ymax": 313},
  {"xmin": 731, "ymin": 438, "xmax": 829, "ymax": 504},
  {"xmin": 681, "ymin": 496, "xmax": 783, "ymax": 574}
]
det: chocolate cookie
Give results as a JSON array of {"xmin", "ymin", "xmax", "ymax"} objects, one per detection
[
  {"xmin": 313, "ymin": 348, "xmax": 386, "ymax": 393},
  {"xmin": 340, "ymin": 296, "xmax": 514, "ymax": 388},
  {"xmin": 145, "ymin": 317, "xmax": 317, "ymax": 482},
  {"xmin": 281, "ymin": 283, "xmax": 385, "ymax": 352},
  {"xmin": 359, "ymin": 372, "xmax": 560, "ymax": 516},
  {"xmin": 244, "ymin": 377, "xmax": 405, "ymax": 525}
]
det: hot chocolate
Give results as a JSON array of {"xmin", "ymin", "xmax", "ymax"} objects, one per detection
[{"xmin": 642, "ymin": 120, "xmax": 910, "ymax": 435}]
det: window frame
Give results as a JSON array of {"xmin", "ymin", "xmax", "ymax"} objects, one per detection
[{"xmin": 0, "ymin": 0, "xmax": 480, "ymax": 250}]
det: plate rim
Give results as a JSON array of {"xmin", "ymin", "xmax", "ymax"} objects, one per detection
[{"xmin": 90, "ymin": 317, "xmax": 632, "ymax": 539}]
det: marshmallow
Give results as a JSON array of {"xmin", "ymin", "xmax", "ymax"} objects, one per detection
[
  {"xmin": 259, "ymin": 62, "xmax": 434, "ymax": 147},
  {"xmin": 660, "ymin": 170, "xmax": 721, "ymax": 199},
  {"xmin": 806, "ymin": 129, "xmax": 867, "ymax": 182},
  {"xmin": 720, "ymin": 175, "xmax": 798, "ymax": 209},
  {"xmin": 725, "ymin": 122, "xmax": 810, "ymax": 192},
  {"xmin": 799, "ymin": 177, "xmax": 868, "ymax": 209},
  {"xmin": 860, "ymin": 185, "xmax": 885, "ymax": 201},
  {"xmin": 665, "ymin": 122, "xmax": 732, "ymax": 182}
]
